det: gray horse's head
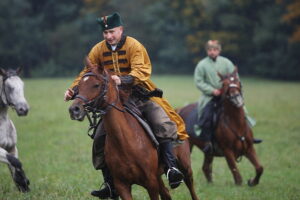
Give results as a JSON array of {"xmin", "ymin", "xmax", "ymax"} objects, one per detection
[{"xmin": 0, "ymin": 67, "xmax": 29, "ymax": 116}]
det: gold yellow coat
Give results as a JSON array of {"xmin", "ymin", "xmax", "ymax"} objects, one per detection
[{"xmin": 70, "ymin": 36, "xmax": 188, "ymax": 140}]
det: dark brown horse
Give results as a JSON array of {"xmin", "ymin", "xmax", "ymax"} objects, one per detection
[
  {"xmin": 68, "ymin": 59, "xmax": 199, "ymax": 200},
  {"xmin": 177, "ymin": 69, "xmax": 263, "ymax": 186}
]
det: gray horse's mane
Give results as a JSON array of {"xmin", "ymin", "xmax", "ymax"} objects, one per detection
[
  {"xmin": 0, "ymin": 75, "xmax": 4, "ymax": 105},
  {"xmin": 0, "ymin": 75, "xmax": 3, "ymax": 88},
  {"xmin": 0, "ymin": 75, "xmax": 3, "ymax": 92}
]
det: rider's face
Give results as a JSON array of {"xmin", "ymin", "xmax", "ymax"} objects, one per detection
[
  {"xmin": 103, "ymin": 26, "xmax": 123, "ymax": 46},
  {"xmin": 207, "ymin": 47, "xmax": 221, "ymax": 60}
]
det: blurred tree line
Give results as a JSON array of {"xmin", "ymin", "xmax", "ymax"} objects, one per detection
[{"xmin": 0, "ymin": 0, "xmax": 299, "ymax": 80}]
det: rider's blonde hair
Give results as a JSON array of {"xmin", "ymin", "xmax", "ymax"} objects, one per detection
[{"xmin": 205, "ymin": 40, "xmax": 222, "ymax": 50}]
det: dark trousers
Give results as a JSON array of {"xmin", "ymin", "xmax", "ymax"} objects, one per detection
[
  {"xmin": 92, "ymin": 121, "xmax": 106, "ymax": 170},
  {"xmin": 198, "ymin": 97, "xmax": 220, "ymax": 141}
]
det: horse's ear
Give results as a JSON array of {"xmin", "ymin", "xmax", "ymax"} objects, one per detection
[
  {"xmin": 16, "ymin": 67, "xmax": 23, "ymax": 75},
  {"xmin": 0, "ymin": 68, "xmax": 6, "ymax": 76},
  {"xmin": 84, "ymin": 57, "xmax": 93, "ymax": 70},
  {"xmin": 84, "ymin": 57, "xmax": 103, "ymax": 73},
  {"xmin": 233, "ymin": 66, "xmax": 238, "ymax": 75}
]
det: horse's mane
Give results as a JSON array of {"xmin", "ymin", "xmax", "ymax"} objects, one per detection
[
  {"xmin": 0, "ymin": 76, "xmax": 4, "ymax": 106},
  {"xmin": 0, "ymin": 75, "xmax": 3, "ymax": 92}
]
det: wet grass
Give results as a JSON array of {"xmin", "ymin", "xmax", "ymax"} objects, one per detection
[{"xmin": 0, "ymin": 76, "xmax": 299, "ymax": 200}]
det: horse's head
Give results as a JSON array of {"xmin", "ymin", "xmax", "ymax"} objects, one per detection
[
  {"xmin": 218, "ymin": 67, "xmax": 244, "ymax": 108},
  {"xmin": 69, "ymin": 58, "xmax": 113, "ymax": 121},
  {"xmin": 0, "ymin": 67, "xmax": 29, "ymax": 116}
]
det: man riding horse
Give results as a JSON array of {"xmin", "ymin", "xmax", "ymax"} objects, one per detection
[
  {"xmin": 194, "ymin": 40, "xmax": 262, "ymax": 153},
  {"xmin": 64, "ymin": 12, "xmax": 189, "ymax": 199}
]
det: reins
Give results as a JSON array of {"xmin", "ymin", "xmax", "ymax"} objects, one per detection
[
  {"xmin": 222, "ymin": 117, "xmax": 247, "ymax": 162},
  {"xmin": 74, "ymin": 70, "xmax": 125, "ymax": 138}
]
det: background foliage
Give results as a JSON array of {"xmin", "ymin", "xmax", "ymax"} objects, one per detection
[{"xmin": 0, "ymin": 0, "xmax": 299, "ymax": 80}]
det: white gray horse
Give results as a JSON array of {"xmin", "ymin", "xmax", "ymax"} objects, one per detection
[{"xmin": 0, "ymin": 67, "xmax": 30, "ymax": 192}]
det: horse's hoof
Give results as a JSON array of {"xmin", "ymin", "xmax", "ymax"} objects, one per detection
[
  {"xmin": 20, "ymin": 187, "xmax": 30, "ymax": 193},
  {"xmin": 247, "ymin": 179, "xmax": 257, "ymax": 187},
  {"xmin": 17, "ymin": 178, "xmax": 30, "ymax": 193}
]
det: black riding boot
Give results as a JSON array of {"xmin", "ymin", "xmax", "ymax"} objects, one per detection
[
  {"xmin": 253, "ymin": 138, "xmax": 263, "ymax": 144},
  {"xmin": 91, "ymin": 166, "xmax": 118, "ymax": 199},
  {"xmin": 160, "ymin": 141, "xmax": 184, "ymax": 189},
  {"xmin": 199, "ymin": 127, "xmax": 213, "ymax": 154}
]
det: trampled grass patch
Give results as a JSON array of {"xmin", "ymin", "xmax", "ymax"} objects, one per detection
[{"xmin": 0, "ymin": 76, "xmax": 299, "ymax": 199}]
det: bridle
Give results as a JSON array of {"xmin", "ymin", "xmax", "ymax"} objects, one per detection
[
  {"xmin": 74, "ymin": 70, "xmax": 125, "ymax": 137},
  {"xmin": 0, "ymin": 75, "xmax": 14, "ymax": 108},
  {"xmin": 75, "ymin": 71, "xmax": 110, "ymax": 113},
  {"xmin": 221, "ymin": 76, "xmax": 247, "ymax": 161},
  {"xmin": 221, "ymin": 76, "xmax": 243, "ymax": 106},
  {"xmin": 227, "ymin": 83, "xmax": 242, "ymax": 101}
]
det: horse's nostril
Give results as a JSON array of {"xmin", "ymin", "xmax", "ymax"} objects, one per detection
[
  {"xmin": 16, "ymin": 106, "xmax": 28, "ymax": 116},
  {"xmin": 74, "ymin": 106, "xmax": 80, "ymax": 112},
  {"xmin": 70, "ymin": 105, "xmax": 81, "ymax": 115}
]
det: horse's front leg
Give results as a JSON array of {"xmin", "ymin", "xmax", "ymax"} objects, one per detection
[
  {"xmin": 223, "ymin": 149, "xmax": 243, "ymax": 185},
  {"xmin": 145, "ymin": 176, "xmax": 160, "ymax": 200},
  {"xmin": 202, "ymin": 153, "xmax": 214, "ymax": 183},
  {"xmin": 114, "ymin": 181, "xmax": 132, "ymax": 200},
  {"xmin": 245, "ymin": 146, "xmax": 263, "ymax": 186},
  {"xmin": 0, "ymin": 147, "xmax": 11, "ymax": 165},
  {"xmin": 175, "ymin": 141, "xmax": 199, "ymax": 200},
  {"xmin": 158, "ymin": 175, "xmax": 172, "ymax": 200},
  {"xmin": 0, "ymin": 147, "xmax": 30, "ymax": 192}
]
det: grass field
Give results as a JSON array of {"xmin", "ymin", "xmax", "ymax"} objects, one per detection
[{"xmin": 0, "ymin": 75, "xmax": 300, "ymax": 200}]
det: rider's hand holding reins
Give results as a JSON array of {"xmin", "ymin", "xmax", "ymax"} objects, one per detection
[
  {"xmin": 213, "ymin": 89, "xmax": 221, "ymax": 96},
  {"xmin": 64, "ymin": 88, "xmax": 74, "ymax": 101},
  {"xmin": 111, "ymin": 75, "xmax": 121, "ymax": 85}
]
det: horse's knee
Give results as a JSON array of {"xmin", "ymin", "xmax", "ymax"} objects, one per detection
[
  {"xmin": 257, "ymin": 165, "xmax": 264, "ymax": 175},
  {"xmin": 185, "ymin": 166, "xmax": 193, "ymax": 177}
]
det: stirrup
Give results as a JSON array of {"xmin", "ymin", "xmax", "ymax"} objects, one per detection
[
  {"xmin": 166, "ymin": 167, "xmax": 184, "ymax": 189},
  {"xmin": 104, "ymin": 182, "xmax": 113, "ymax": 198},
  {"xmin": 91, "ymin": 182, "xmax": 118, "ymax": 199},
  {"xmin": 253, "ymin": 138, "xmax": 263, "ymax": 144}
]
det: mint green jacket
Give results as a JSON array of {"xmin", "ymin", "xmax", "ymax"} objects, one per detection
[
  {"xmin": 194, "ymin": 56, "xmax": 255, "ymax": 133},
  {"xmin": 194, "ymin": 56, "xmax": 235, "ymax": 118}
]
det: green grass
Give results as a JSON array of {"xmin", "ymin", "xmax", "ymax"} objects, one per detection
[{"xmin": 0, "ymin": 75, "xmax": 300, "ymax": 200}]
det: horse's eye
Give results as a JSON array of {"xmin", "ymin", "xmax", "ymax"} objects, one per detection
[
  {"xmin": 6, "ymin": 85, "xmax": 13, "ymax": 92},
  {"xmin": 93, "ymin": 84, "xmax": 100, "ymax": 88}
]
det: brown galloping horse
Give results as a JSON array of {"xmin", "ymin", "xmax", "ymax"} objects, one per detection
[
  {"xmin": 177, "ymin": 69, "xmax": 263, "ymax": 186},
  {"xmin": 68, "ymin": 59, "xmax": 199, "ymax": 200}
]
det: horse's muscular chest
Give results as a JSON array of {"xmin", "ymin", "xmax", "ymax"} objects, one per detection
[{"xmin": 0, "ymin": 118, "xmax": 17, "ymax": 151}]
